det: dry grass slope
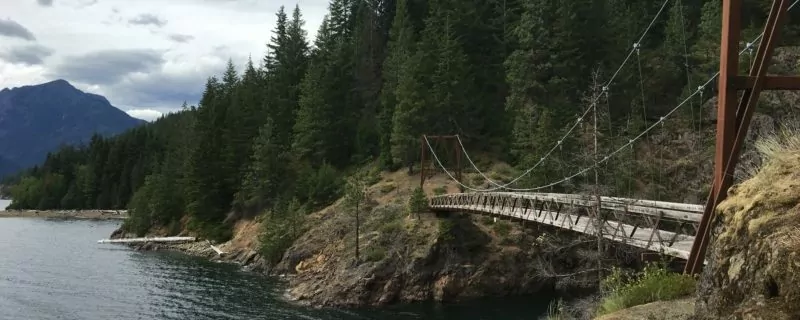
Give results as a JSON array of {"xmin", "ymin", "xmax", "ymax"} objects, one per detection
[{"xmin": 694, "ymin": 128, "xmax": 800, "ymax": 319}]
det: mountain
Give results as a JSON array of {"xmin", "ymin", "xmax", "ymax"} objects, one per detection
[{"xmin": 0, "ymin": 79, "xmax": 144, "ymax": 176}]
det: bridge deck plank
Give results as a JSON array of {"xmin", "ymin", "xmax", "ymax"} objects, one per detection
[{"xmin": 431, "ymin": 203, "xmax": 695, "ymax": 260}]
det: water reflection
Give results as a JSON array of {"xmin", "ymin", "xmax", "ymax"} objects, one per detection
[{"xmin": 0, "ymin": 218, "xmax": 553, "ymax": 320}]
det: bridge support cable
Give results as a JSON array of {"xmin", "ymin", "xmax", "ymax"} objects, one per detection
[
  {"xmin": 676, "ymin": 0, "xmax": 697, "ymax": 132},
  {"xmin": 686, "ymin": 0, "xmax": 800, "ymax": 275},
  {"xmin": 420, "ymin": 135, "xmax": 463, "ymax": 190},
  {"xmin": 422, "ymin": 135, "xmax": 487, "ymax": 192},
  {"xmin": 442, "ymin": 0, "xmax": 673, "ymax": 192},
  {"xmin": 475, "ymin": 12, "xmax": 795, "ymax": 194}
]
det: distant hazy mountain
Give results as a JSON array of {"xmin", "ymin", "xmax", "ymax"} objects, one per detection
[{"xmin": 0, "ymin": 79, "xmax": 144, "ymax": 176}]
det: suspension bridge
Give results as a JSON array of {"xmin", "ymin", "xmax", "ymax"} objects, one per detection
[{"xmin": 421, "ymin": 0, "xmax": 800, "ymax": 274}]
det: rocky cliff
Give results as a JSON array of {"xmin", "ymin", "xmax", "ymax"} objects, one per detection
[
  {"xmin": 270, "ymin": 170, "xmax": 601, "ymax": 307},
  {"xmin": 116, "ymin": 169, "xmax": 605, "ymax": 308},
  {"xmin": 694, "ymin": 131, "xmax": 800, "ymax": 320}
]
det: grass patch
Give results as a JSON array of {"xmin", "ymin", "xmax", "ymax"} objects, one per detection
[
  {"xmin": 492, "ymin": 220, "xmax": 511, "ymax": 237},
  {"xmin": 380, "ymin": 220, "xmax": 403, "ymax": 234},
  {"xmin": 379, "ymin": 183, "xmax": 396, "ymax": 194},
  {"xmin": 596, "ymin": 264, "xmax": 696, "ymax": 316},
  {"xmin": 364, "ymin": 246, "xmax": 387, "ymax": 262},
  {"xmin": 470, "ymin": 174, "xmax": 485, "ymax": 186},
  {"xmin": 433, "ymin": 186, "xmax": 447, "ymax": 195},
  {"xmin": 544, "ymin": 299, "xmax": 568, "ymax": 320},
  {"xmin": 489, "ymin": 171, "xmax": 506, "ymax": 183},
  {"xmin": 480, "ymin": 215, "xmax": 494, "ymax": 225}
]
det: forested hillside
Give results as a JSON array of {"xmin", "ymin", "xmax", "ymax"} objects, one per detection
[
  {"xmin": 7, "ymin": 0, "xmax": 799, "ymax": 240},
  {"xmin": 0, "ymin": 79, "xmax": 144, "ymax": 178}
]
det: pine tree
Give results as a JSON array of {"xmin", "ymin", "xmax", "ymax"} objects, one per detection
[
  {"xmin": 268, "ymin": 5, "xmax": 309, "ymax": 150},
  {"xmin": 187, "ymin": 77, "xmax": 230, "ymax": 227},
  {"xmin": 237, "ymin": 119, "xmax": 288, "ymax": 213},
  {"xmin": 693, "ymin": 0, "xmax": 721, "ymax": 75},
  {"xmin": 390, "ymin": 51, "xmax": 426, "ymax": 169},
  {"xmin": 379, "ymin": 0, "xmax": 415, "ymax": 168},
  {"xmin": 293, "ymin": 57, "xmax": 334, "ymax": 165}
]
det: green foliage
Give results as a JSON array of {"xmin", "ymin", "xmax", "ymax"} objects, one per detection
[
  {"xmin": 492, "ymin": 220, "xmax": 512, "ymax": 237},
  {"xmin": 258, "ymin": 199, "xmax": 307, "ymax": 264},
  {"xmin": 305, "ymin": 162, "xmax": 343, "ymax": 209},
  {"xmin": 437, "ymin": 217, "xmax": 455, "ymax": 242},
  {"xmin": 544, "ymin": 299, "xmax": 568, "ymax": 320},
  {"xmin": 596, "ymin": 264, "xmax": 696, "ymax": 316},
  {"xmin": 344, "ymin": 169, "xmax": 370, "ymax": 210},
  {"xmin": 364, "ymin": 246, "xmax": 387, "ymax": 262},
  {"xmin": 380, "ymin": 220, "xmax": 403, "ymax": 234},
  {"xmin": 407, "ymin": 187, "xmax": 427, "ymax": 216},
  {"xmin": 7, "ymin": 1, "xmax": 789, "ymax": 255},
  {"xmin": 432, "ymin": 186, "xmax": 447, "ymax": 195},
  {"xmin": 379, "ymin": 183, "xmax": 396, "ymax": 194}
]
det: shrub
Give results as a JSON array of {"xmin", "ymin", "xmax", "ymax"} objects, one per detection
[
  {"xmin": 258, "ymin": 199, "xmax": 306, "ymax": 264},
  {"xmin": 438, "ymin": 218, "xmax": 455, "ymax": 241},
  {"xmin": 433, "ymin": 186, "xmax": 447, "ymax": 195},
  {"xmin": 596, "ymin": 263, "xmax": 696, "ymax": 316},
  {"xmin": 379, "ymin": 183, "xmax": 396, "ymax": 194},
  {"xmin": 492, "ymin": 220, "xmax": 511, "ymax": 237},
  {"xmin": 380, "ymin": 220, "xmax": 403, "ymax": 234},
  {"xmin": 545, "ymin": 299, "xmax": 568, "ymax": 320},
  {"xmin": 364, "ymin": 246, "xmax": 387, "ymax": 262},
  {"xmin": 407, "ymin": 187, "xmax": 428, "ymax": 217},
  {"xmin": 470, "ymin": 174, "xmax": 485, "ymax": 186}
]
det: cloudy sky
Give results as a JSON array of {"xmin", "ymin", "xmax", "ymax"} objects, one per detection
[{"xmin": 0, "ymin": 0, "xmax": 327, "ymax": 121}]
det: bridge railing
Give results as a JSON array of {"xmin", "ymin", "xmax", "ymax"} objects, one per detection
[
  {"xmin": 428, "ymin": 192, "xmax": 704, "ymax": 260},
  {"xmin": 429, "ymin": 192, "xmax": 703, "ymax": 222}
]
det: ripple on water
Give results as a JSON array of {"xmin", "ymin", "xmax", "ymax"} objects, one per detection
[{"xmin": 0, "ymin": 218, "xmax": 555, "ymax": 320}]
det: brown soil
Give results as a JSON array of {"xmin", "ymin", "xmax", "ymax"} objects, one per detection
[{"xmin": 594, "ymin": 297, "xmax": 695, "ymax": 320}]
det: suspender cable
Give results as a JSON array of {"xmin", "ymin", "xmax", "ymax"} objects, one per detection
[
  {"xmin": 451, "ymin": 0, "xmax": 673, "ymax": 191},
  {"xmin": 677, "ymin": 0, "xmax": 696, "ymax": 132}
]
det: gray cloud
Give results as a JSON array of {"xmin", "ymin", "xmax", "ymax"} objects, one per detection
[
  {"xmin": 72, "ymin": 0, "xmax": 98, "ymax": 8},
  {"xmin": 168, "ymin": 33, "xmax": 194, "ymax": 43},
  {"xmin": 0, "ymin": 19, "xmax": 36, "ymax": 41},
  {"xmin": 126, "ymin": 109, "xmax": 163, "ymax": 121},
  {"xmin": 114, "ymin": 62, "xmax": 227, "ymax": 109},
  {"xmin": 128, "ymin": 13, "xmax": 167, "ymax": 28},
  {"xmin": 36, "ymin": 0, "xmax": 53, "ymax": 6},
  {"xmin": 0, "ymin": 44, "xmax": 53, "ymax": 65},
  {"xmin": 101, "ymin": 52, "xmax": 246, "ymax": 114},
  {"xmin": 53, "ymin": 49, "xmax": 165, "ymax": 84}
]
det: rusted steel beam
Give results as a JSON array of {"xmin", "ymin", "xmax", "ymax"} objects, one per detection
[
  {"xmin": 686, "ymin": 0, "xmax": 790, "ymax": 275},
  {"xmin": 420, "ymin": 135, "xmax": 426, "ymax": 188},
  {"xmin": 730, "ymin": 75, "xmax": 800, "ymax": 90}
]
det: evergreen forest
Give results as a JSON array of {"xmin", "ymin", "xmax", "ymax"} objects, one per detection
[{"xmin": 6, "ymin": 0, "xmax": 799, "ymax": 241}]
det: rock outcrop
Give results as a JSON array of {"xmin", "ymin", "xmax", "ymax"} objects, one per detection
[
  {"xmin": 274, "ymin": 200, "xmax": 553, "ymax": 307},
  {"xmin": 111, "ymin": 171, "xmax": 602, "ymax": 308},
  {"xmin": 694, "ymin": 134, "xmax": 800, "ymax": 320}
]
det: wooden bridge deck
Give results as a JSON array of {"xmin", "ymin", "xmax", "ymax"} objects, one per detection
[{"xmin": 429, "ymin": 192, "xmax": 704, "ymax": 261}]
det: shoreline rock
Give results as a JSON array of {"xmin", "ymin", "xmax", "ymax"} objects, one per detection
[
  {"xmin": 106, "ymin": 172, "xmax": 602, "ymax": 309},
  {"xmin": 0, "ymin": 209, "xmax": 128, "ymax": 220},
  {"xmin": 110, "ymin": 211, "xmax": 592, "ymax": 309}
]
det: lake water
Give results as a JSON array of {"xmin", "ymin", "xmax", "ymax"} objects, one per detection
[
  {"xmin": 0, "ymin": 218, "xmax": 555, "ymax": 320},
  {"xmin": 0, "ymin": 199, "xmax": 10, "ymax": 210}
]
